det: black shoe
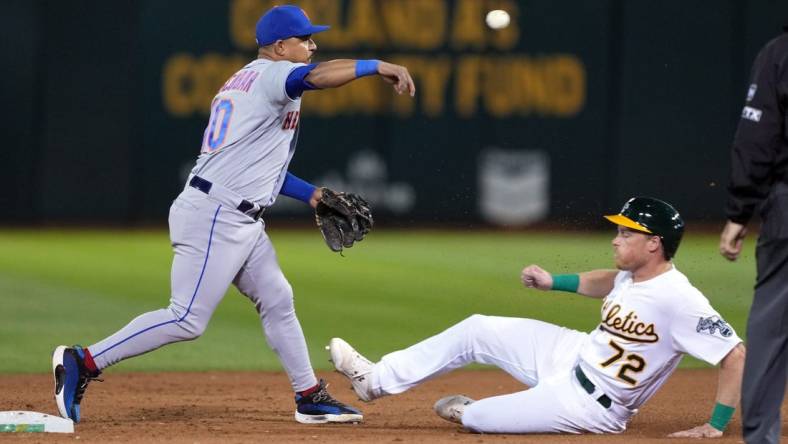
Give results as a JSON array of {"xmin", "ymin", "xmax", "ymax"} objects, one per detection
[{"xmin": 294, "ymin": 379, "xmax": 363, "ymax": 424}]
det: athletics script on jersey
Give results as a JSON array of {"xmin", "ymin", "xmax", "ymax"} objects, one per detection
[{"xmin": 599, "ymin": 302, "xmax": 659, "ymax": 343}]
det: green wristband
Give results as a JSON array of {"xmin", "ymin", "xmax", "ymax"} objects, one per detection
[
  {"xmin": 551, "ymin": 274, "xmax": 579, "ymax": 293},
  {"xmin": 709, "ymin": 402, "xmax": 735, "ymax": 431}
]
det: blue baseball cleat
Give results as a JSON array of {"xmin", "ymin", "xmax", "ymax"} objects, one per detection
[
  {"xmin": 294, "ymin": 379, "xmax": 363, "ymax": 424},
  {"xmin": 52, "ymin": 345, "xmax": 101, "ymax": 423}
]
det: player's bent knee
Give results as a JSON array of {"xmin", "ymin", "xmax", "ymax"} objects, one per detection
[
  {"xmin": 461, "ymin": 314, "xmax": 495, "ymax": 334},
  {"xmin": 175, "ymin": 319, "xmax": 208, "ymax": 340},
  {"xmin": 167, "ymin": 306, "xmax": 209, "ymax": 340},
  {"xmin": 278, "ymin": 280, "xmax": 294, "ymax": 302},
  {"xmin": 463, "ymin": 314, "xmax": 488, "ymax": 326},
  {"xmin": 262, "ymin": 280, "xmax": 295, "ymax": 314}
]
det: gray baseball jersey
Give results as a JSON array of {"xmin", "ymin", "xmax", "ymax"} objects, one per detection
[{"xmin": 193, "ymin": 58, "xmax": 305, "ymax": 207}]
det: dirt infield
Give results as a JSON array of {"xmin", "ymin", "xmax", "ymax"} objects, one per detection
[{"xmin": 1, "ymin": 369, "xmax": 785, "ymax": 443}]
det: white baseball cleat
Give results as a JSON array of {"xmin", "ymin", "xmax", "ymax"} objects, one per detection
[
  {"xmin": 328, "ymin": 338, "xmax": 376, "ymax": 402},
  {"xmin": 433, "ymin": 395, "xmax": 475, "ymax": 424}
]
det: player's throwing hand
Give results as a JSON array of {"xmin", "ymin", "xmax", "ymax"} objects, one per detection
[
  {"xmin": 520, "ymin": 264, "xmax": 553, "ymax": 290},
  {"xmin": 377, "ymin": 61, "xmax": 416, "ymax": 96}
]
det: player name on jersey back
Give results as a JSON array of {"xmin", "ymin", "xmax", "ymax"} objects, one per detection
[{"xmin": 219, "ymin": 70, "xmax": 259, "ymax": 93}]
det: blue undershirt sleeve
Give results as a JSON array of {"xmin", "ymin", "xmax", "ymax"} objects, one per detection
[
  {"xmin": 285, "ymin": 63, "xmax": 319, "ymax": 99},
  {"xmin": 280, "ymin": 172, "xmax": 317, "ymax": 204}
]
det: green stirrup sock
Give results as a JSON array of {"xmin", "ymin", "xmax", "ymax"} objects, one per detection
[{"xmin": 709, "ymin": 402, "xmax": 735, "ymax": 431}]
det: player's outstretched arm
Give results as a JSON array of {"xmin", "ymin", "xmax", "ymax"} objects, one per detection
[
  {"xmin": 305, "ymin": 59, "xmax": 415, "ymax": 96},
  {"xmin": 667, "ymin": 343, "xmax": 745, "ymax": 439},
  {"xmin": 520, "ymin": 266, "xmax": 615, "ymax": 298},
  {"xmin": 577, "ymin": 270, "xmax": 617, "ymax": 298}
]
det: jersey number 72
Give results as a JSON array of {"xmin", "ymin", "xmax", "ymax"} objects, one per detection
[{"xmin": 600, "ymin": 340, "xmax": 646, "ymax": 385}]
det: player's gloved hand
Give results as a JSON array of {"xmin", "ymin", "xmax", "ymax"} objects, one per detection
[
  {"xmin": 314, "ymin": 188, "xmax": 373, "ymax": 253},
  {"xmin": 667, "ymin": 423, "xmax": 723, "ymax": 439},
  {"xmin": 521, "ymin": 265, "xmax": 553, "ymax": 290}
]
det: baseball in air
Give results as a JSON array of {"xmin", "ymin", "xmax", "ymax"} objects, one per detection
[{"xmin": 485, "ymin": 9, "xmax": 510, "ymax": 30}]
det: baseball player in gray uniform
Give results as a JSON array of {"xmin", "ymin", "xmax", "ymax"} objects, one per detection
[
  {"xmin": 52, "ymin": 4, "xmax": 415, "ymax": 425},
  {"xmin": 330, "ymin": 198, "xmax": 746, "ymax": 437}
]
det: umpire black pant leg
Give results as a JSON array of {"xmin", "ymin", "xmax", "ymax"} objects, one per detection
[{"xmin": 742, "ymin": 238, "xmax": 788, "ymax": 444}]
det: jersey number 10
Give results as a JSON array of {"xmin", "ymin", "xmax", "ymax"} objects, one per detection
[{"xmin": 203, "ymin": 99, "xmax": 234, "ymax": 153}]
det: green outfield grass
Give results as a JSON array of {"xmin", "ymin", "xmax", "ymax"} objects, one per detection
[{"xmin": 0, "ymin": 228, "xmax": 756, "ymax": 374}]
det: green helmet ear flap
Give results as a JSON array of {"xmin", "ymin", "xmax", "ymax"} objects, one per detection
[{"xmin": 604, "ymin": 197, "xmax": 685, "ymax": 259}]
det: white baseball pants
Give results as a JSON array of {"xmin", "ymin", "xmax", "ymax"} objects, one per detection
[{"xmin": 370, "ymin": 314, "xmax": 634, "ymax": 434}]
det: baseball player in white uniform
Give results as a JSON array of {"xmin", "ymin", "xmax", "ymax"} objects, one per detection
[
  {"xmin": 51, "ymin": 4, "xmax": 415, "ymax": 425},
  {"xmin": 330, "ymin": 197, "xmax": 746, "ymax": 437}
]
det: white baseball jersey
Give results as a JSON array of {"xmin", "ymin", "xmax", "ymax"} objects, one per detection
[
  {"xmin": 192, "ymin": 58, "xmax": 305, "ymax": 206},
  {"xmin": 578, "ymin": 266, "xmax": 742, "ymax": 410},
  {"xmin": 364, "ymin": 265, "xmax": 741, "ymax": 434}
]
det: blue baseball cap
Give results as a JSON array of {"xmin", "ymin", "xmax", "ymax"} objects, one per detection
[{"xmin": 255, "ymin": 5, "xmax": 330, "ymax": 46}]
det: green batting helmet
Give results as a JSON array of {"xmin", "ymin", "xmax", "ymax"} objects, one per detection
[{"xmin": 604, "ymin": 197, "xmax": 685, "ymax": 259}]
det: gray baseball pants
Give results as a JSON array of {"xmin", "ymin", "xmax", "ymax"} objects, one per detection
[{"xmin": 87, "ymin": 184, "xmax": 318, "ymax": 392}]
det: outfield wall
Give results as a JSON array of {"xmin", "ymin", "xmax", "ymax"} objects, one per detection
[{"xmin": 2, "ymin": 0, "xmax": 787, "ymax": 225}]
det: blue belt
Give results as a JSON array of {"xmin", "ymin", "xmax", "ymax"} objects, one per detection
[
  {"xmin": 574, "ymin": 365, "xmax": 612, "ymax": 409},
  {"xmin": 189, "ymin": 176, "xmax": 264, "ymax": 221}
]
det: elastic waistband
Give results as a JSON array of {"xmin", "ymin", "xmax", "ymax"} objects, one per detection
[{"xmin": 188, "ymin": 175, "xmax": 264, "ymax": 220}]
